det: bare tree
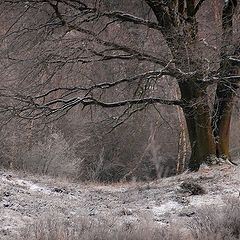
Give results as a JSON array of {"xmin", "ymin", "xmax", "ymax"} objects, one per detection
[{"xmin": 0, "ymin": 0, "xmax": 239, "ymax": 171}]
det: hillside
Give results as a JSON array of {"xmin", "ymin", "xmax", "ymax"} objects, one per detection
[{"xmin": 1, "ymin": 163, "xmax": 240, "ymax": 239}]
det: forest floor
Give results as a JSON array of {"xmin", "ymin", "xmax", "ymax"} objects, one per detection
[{"xmin": 0, "ymin": 162, "xmax": 240, "ymax": 239}]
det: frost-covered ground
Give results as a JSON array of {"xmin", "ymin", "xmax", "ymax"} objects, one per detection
[{"xmin": 0, "ymin": 163, "xmax": 240, "ymax": 239}]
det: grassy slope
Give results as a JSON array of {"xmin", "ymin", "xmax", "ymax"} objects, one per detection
[{"xmin": 0, "ymin": 163, "xmax": 240, "ymax": 239}]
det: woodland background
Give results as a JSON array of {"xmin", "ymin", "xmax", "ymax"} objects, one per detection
[{"xmin": 0, "ymin": 0, "xmax": 239, "ymax": 182}]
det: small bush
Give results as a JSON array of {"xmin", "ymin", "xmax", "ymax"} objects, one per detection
[{"xmin": 15, "ymin": 132, "xmax": 79, "ymax": 179}]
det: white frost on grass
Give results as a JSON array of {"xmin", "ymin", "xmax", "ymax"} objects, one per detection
[
  {"xmin": 0, "ymin": 164, "xmax": 240, "ymax": 239},
  {"xmin": 152, "ymin": 201, "xmax": 183, "ymax": 216},
  {"xmin": 189, "ymin": 194, "xmax": 224, "ymax": 209},
  {"xmin": 1, "ymin": 175, "xmax": 51, "ymax": 194}
]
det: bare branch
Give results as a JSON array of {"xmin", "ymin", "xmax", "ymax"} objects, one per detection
[
  {"xmin": 66, "ymin": 26, "xmax": 168, "ymax": 66},
  {"xmin": 194, "ymin": 0, "xmax": 206, "ymax": 15},
  {"xmin": 39, "ymin": 96, "xmax": 182, "ymax": 110},
  {"xmin": 33, "ymin": 65, "xmax": 198, "ymax": 100},
  {"xmin": 102, "ymin": 11, "xmax": 161, "ymax": 31}
]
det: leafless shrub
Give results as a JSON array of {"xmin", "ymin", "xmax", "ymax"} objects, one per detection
[
  {"xmin": 75, "ymin": 117, "xmax": 156, "ymax": 183},
  {"xmin": 14, "ymin": 131, "xmax": 79, "ymax": 179},
  {"xmin": 180, "ymin": 181, "xmax": 206, "ymax": 195},
  {"xmin": 0, "ymin": 112, "xmax": 178, "ymax": 183}
]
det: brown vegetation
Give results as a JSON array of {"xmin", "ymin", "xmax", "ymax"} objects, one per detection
[{"xmin": 21, "ymin": 197, "xmax": 240, "ymax": 240}]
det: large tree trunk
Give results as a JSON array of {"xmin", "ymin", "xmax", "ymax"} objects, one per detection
[
  {"xmin": 147, "ymin": 0, "xmax": 238, "ymax": 171},
  {"xmin": 177, "ymin": 0, "xmax": 238, "ymax": 170},
  {"xmin": 180, "ymin": 81, "xmax": 216, "ymax": 171},
  {"xmin": 212, "ymin": 82, "xmax": 237, "ymax": 160},
  {"xmin": 212, "ymin": 0, "xmax": 239, "ymax": 161}
]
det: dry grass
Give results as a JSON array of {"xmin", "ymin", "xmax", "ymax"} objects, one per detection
[
  {"xmin": 187, "ymin": 197, "xmax": 240, "ymax": 240},
  {"xmin": 20, "ymin": 197, "xmax": 240, "ymax": 240},
  {"xmin": 21, "ymin": 218, "xmax": 183, "ymax": 240}
]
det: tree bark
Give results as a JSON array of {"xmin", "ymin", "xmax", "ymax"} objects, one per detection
[
  {"xmin": 212, "ymin": 82, "xmax": 237, "ymax": 160},
  {"xmin": 212, "ymin": 0, "xmax": 239, "ymax": 161},
  {"xmin": 180, "ymin": 81, "xmax": 216, "ymax": 170},
  {"xmin": 147, "ymin": 0, "xmax": 238, "ymax": 171}
]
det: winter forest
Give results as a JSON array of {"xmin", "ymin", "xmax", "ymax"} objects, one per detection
[{"xmin": 0, "ymin": 0, "xmax": 239, "ymax": 182}]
